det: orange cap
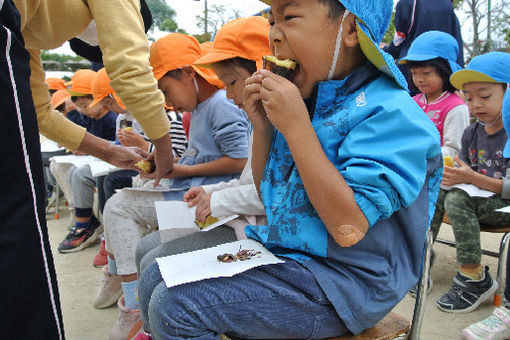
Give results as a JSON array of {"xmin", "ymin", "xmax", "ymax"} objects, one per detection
[
  {"xmin": 46, "ymin": 77, "xmax": 67, "ymax": 91},
  {"xmin": 51, "ymin": 89, "xmax": 71, "ymax": 109},
  {"xmin": 89, "ymin": 68, "xmax": 124, "ymax": 108},
  {"xmin": 200, "ymin": 41, "xmax": 214, "ymax": 56},
  {"xmin": 149, "ymin": 33, "xmax": 223, "ymax": 88},
  {"xmin": 66, "ymin": 69, "xmax": 96, "ymax": 96},
  {"xmin": 194, "ymin": 17, "xmax": 271, "ymax": 70}
]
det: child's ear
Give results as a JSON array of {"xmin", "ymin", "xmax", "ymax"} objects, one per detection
[
  {"xmin": 181, "ymin": 65, "xmax": 196, "ymax": 80},
  {"xmin": 342, "ymin": 13, "xmax": 359, "ymax": 48}
]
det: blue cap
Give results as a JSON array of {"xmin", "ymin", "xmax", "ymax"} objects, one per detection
[
  {"xmin": 450, "ymin": 52, "xmax": 510, "ymax": 90},
  {"xmin": 258, "ymin": 0, "xmax": 408, "ymax": 89},
  {"xmin": 399, "ymin": 31, "xmax": 462, "ymax": 73},
  {"xmin": 503, "ymin": 91, "xmax": 510, "ymax": 157}
]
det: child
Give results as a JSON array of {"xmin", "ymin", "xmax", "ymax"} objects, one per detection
[
  {"xmin": 57, "ymin": 69, "xmax": 118, "ymax": 253},
  {"xmin": 400, "ymin": 31, "xmax": 469, "ymax": 161},
  {"xmin": 138, "ymin": 0, "xmax": 442, "ymax": 339},
  {"xmin": 133, "ymin": 16, "xmax": 270, "ymax": 338},
  {"xmin": 399, "ymin": 30, "xmax": 470, "ymax": 296},
  {"xmin": 462, "ymin": 71, "xmax": 510, "ymax": 339},
  {"xmin": 429, "ymin": 52, "xmax": 510, "ymax": 316},
  {"xmin": 98, "ymin": 33, "xmax": 250, "ymax": 340}
]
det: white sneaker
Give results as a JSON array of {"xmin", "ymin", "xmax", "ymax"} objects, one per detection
[
  {"xmin": 93, "ymin": 265, "xmax": 122, "ymax": 309},
  {"xmin": 462, "ymin": 306, "xmax": 510, "ymax": 340},
  {"xmin": 110, "ymin": 296, "xmax": 142, "ymax": 340}
]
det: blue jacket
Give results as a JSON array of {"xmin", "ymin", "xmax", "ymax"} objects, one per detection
[{"xmin": 245, "ymin": 65, "xmax": 442, "ymax": 334}]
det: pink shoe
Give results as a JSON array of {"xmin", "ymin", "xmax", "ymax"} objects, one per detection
[
  {"xmin": 132, "ymin": 330, "xmax": 153, "ymax": 340},
  {"xmin": 110, "ymin": 296, "xmax": 142, "ymax": 340},
  {"xmin": 93, "ymin": 239, "xmax": 108, "ymax": 268}
]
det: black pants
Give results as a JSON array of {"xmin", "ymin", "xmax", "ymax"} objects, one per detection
[{"xmin": 0, "ymin": 1, "xmax": 64, "ymax": 339}]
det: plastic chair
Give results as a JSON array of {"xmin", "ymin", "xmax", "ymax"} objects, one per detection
[
  {"xmin": 436, "ymin": 215, "xmax": 510, "ymax": 307},
  {"xmin": 227, "ymin": 230, "xmax": 433, "ymax": 340}
]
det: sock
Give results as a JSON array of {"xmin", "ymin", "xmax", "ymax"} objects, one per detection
[
  {"xmin": 122, "ymin": 280, "xmax": 139, "ymax": 310},
  {"xmin": 460, "ymin": 266, "xmax": 483, "ymax": 281},
  {"xmin": 75, "ymin": 220, "xmax": 90, "ymax": 230},
  {"xmin": 107, "ymin": 256, "xmax": 118, "ymax": 276}
]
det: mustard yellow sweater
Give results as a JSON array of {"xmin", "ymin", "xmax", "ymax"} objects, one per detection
[{"xmin": 14, "ymin": 0, "xmax": 170, "ymax": 150}]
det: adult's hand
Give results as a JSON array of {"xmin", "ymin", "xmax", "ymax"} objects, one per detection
[
  {"xmin": 77, "ymin": 132, "xmax": 148, "ymax": 169},
  {"xmin": 151, "ymin": 133, "xmax": 174, "ymax": 186}
]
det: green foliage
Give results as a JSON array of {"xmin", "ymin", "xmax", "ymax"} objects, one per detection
[
  {"xmin": 41, "ymin": 51, "xmax": 89, "ymax": 72},
  {"xmin": 382, "ymin": 11, "xmax": 396, "ymax": 45},
  {"xmin": 145, "ymin": 0, "xmax": 183, "ymax": 33},
  {"xmin": 193, "ymin": 33, "xmax": 212, "ymax": 43},
  {"xmin": 41, "ymin": 51, "xmax": 85, "ymax": 63}
]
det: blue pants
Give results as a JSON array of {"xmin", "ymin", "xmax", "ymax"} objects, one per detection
[{"xmin": 139, "ymin": 260, "xmax": 349, "ymax": 339}]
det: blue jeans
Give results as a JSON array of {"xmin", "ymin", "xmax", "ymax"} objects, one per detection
[{"xmin": 139, "ymin": 260, "xmax": 349, "ymax": 339}]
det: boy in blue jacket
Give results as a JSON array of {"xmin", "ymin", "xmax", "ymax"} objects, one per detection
[{"xmin": 140, "ymin": 0, "xmax": 442, "ymax": 338}]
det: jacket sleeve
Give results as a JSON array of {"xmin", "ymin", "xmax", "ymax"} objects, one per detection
[
  {"xmin": 386, "ymin": 0, "xmax": 413, "ymax": 58},
  {"xmin": 338, "ymin": 101, "xmax": 440, "ymax": 227},
  {"xmin": 87, "ymin": 0, "xmax": 170, "ymax": 141},
  {"xmin": 29, "ymin": 49, "xmax": 87, "ymax": 150},
  {"xmin": 442, "ymin": 104, "xmax": 470, "ymax": 159},
  {"xmin": 210, "ymin": 184, "xmax": 265, "ymax": 217}
]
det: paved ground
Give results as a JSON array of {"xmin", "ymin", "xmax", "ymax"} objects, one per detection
[{"xmin": 46, "ymin": 207, "xmax": 506, "ymax": 340}]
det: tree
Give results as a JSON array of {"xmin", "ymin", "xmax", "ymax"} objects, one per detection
[
  {"xmin": 145, "ymin": 0, "xmax": 184, "ymax": 33},
  {"xmin": 195, "ymin": 4, "xmax": 241, "ymax": 35},
  {"xmin": 455, "ymin": 0, "xmax": 510, "ymax": 59}
]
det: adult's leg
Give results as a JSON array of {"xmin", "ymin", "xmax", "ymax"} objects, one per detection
[
  {"xmin": 0, "ymin": 1, "xmax": 64, "ymax": 338},
  {"xmin": 147, "ymin": 261, "xmax": 348, "ymax": 339},
  {"xmin": 138, "ymin": 227, "xmax": 237, "ymax": 332}
]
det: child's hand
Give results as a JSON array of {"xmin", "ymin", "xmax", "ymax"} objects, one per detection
[
  {"xmin": 258, "ymin": 70, "xmax": 309, "ymax": 136},
  {"xmin": 441, "ymin": 155, "xmax": 475, "ymax": 186},
  {"xmin": 118, "ymin": 129, "xmax": 148, "ymax": 150},
  {"xmin": 194, "ymin": 193, "xmax": 212, "ymax": 222},
  {"xmin": 183, "ymin": 187, "xmax": 206, "ymax": 207},
  {"xmin": 244, "ymin": 72, "xmax": 273, "ymax": 133}
]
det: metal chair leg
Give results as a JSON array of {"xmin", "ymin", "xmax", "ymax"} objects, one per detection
[
  {"xmin": 408, "ymin": 229, "xmax": 433, "ymax": 340},
  {"xmin": 494, "ymin": 232, "xmax": 510, "ymax": 306},
  {"xmin": 54, "ymin": 183, "xmax": 60, "ymax": 220}
]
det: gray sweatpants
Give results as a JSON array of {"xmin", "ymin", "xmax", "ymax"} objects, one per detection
[{"xmin": 68, "ymin": 164, "xmax": 96, "ymax": 210}]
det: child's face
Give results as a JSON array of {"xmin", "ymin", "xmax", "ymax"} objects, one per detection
[
  {"xmin": 211, "ymin": 63, "xmax": 251, "ymax": 109},
  {"xmin": 463, "ymin": 82, "xmax": 506, "ymax": 124},
  {"xmin": 158, "ymin": 70, "xmax": 198, "ymax": 113},
  {"xmin": 268, "ymin": 0, "xmax": 344, "ymax": 98},
  {"xmin": 410, "ymin": 66, "xmax": 444, "ymax": 97},
  {"xmin": 74, "ymin": 97, "xmax": 103, "ymax": 119}
]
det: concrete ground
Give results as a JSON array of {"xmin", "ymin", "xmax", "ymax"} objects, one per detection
[{"xmin": 46, "ymin": 207, "xmax": 505, "ymax": 340}]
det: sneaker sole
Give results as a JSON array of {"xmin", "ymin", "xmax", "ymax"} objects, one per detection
[
  {"xmin": 462, "ymin": 327, "xmax": 510, "ymax": 340},
  {"xmin": 59, "ymin": 224, "xmax": 104, "ymax": 254},
  {"xmin": 437, "ymin": 279, "xmax": 498, "ymax": 313}
]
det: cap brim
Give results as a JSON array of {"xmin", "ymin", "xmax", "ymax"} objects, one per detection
[
  {"xmin": 195, "ymin": 51, "xmax": 238, "ymax": 68},
  {"xmin": 89, "ymin": 95, "xmax": 106, "ymax": 108},
  {"xmin": 356, "ymin": 21, "xmax": 408, "ymax": 90},
  {"xmin": 399, "ymin": 54, "xmax": 441, "ymax": 64},
  {"xmin": 53, "ymin": 97, "xmax": 68, "ymax": 109},
  {"xmin": 67, "ymin": 90, "xmax": 88, "ymax": 96},
  {"xmin": 450, "ymin": 70, "xmax": 498, "ymax": 90}
]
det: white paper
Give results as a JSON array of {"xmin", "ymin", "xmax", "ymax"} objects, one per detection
[
  {"xmin": 496, "ymin": 206, "xmax": 510, "ymax": 213},
  {"xmin": 442, "ymin": 183, "xmax": 495, "ymax": 198},
  {"xmin": 124, "ymin": 186, "xmax": 187, "ymax": 193},
  {"xmin": 156, "ymin": 239, "xmax": 284, "ymax": 288},
  {"xmin": 155, "ymin": 201, "xmax": 238, "ymax": 232},
  {"xmin": 40, "ymin": 139, "xmax": 65, "ymax": 153},
  {"xmin": 51, "ymin": 154, "xmax": 98, "ymax": 168},
  {"xmin": 89, "ymin": 160, "xmax": 119, "ymax": 177}
]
